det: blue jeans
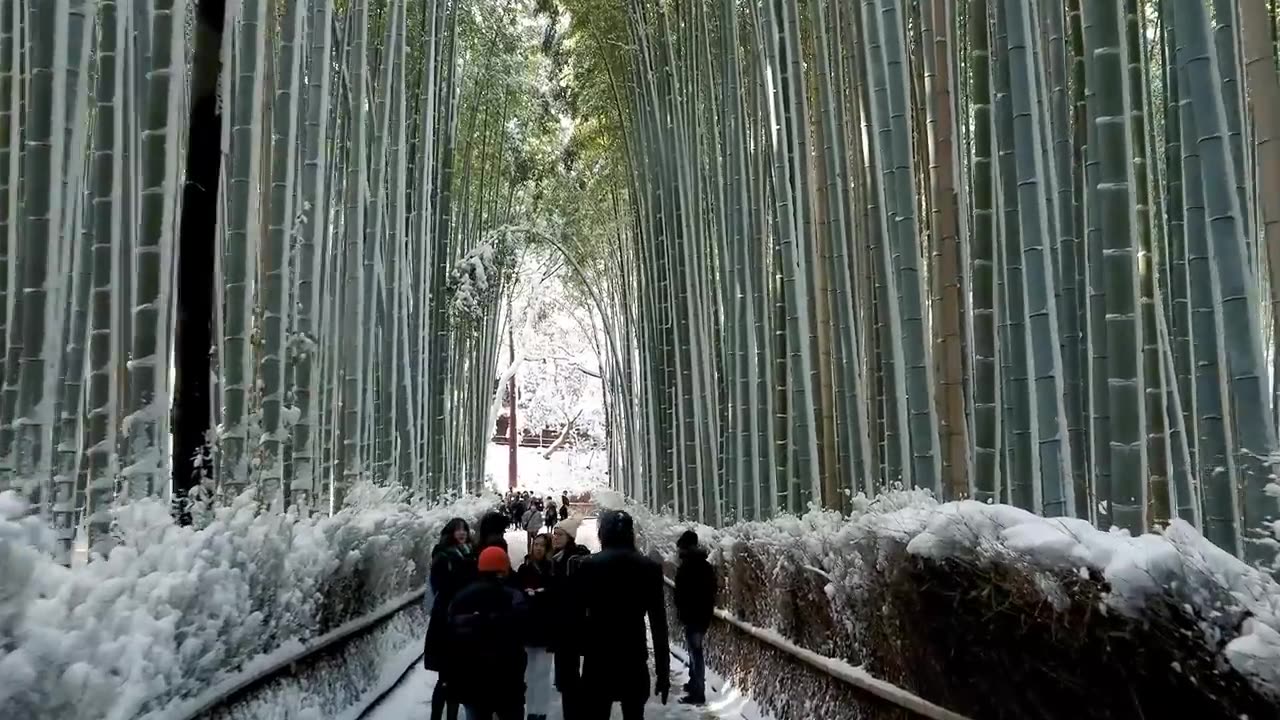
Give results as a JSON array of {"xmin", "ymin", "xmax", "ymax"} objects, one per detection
[{"xmin": 685, "ymin": 628, "xmax": 706, "ymax": 697}]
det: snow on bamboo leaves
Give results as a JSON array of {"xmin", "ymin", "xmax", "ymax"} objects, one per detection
[{"xmin": 447, "ymin": 226, "xmax": 520, "ymax": 336}]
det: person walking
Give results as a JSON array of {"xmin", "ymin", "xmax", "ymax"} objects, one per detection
[
  {"xmin": 674, "ymin": 530, "xmax": 717, "ymax": 705},
  {"xmin": 503, "ymin": 492, "xmax": 516, "ymax": 530},
  {"xmin": 548, "ymin": 516, "xmax": 590, "ymax": 720},
  {"xmin": 511, "ymin": 495, "xmax": 526, "ymax": 532},
  {"xmin": 522, "ymin": 503, "xmax": 542, "ymax": 554},
  {"xmin": 423, "ymin": 518, "xmax": 477, "ymax": 720},
  {"xmin": 559, "ymin": 494, "xmax": 569, "ymax": 521},
  {"xmin": 543, "ymin": 502, "xmax": 558, "ymax": 534},
  {"xmin": 447, "ymin": 546, "xmax": 528, "ymax": 720},
  {"xmin": 517, "ymin": 534, "xmax": 556, "ymax": 720},
  {"xmin": 574, "ymin": 510, "xmax": 670, "ymax": 720}
]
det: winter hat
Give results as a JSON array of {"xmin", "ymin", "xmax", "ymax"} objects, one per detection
[
  {"xmin": 598, "ymin": 510, "xmax": 636, "ymax": 550},
  {"xmin": 554, "ymin": 516, "xmax": 582, "ymax": 539},
  {"xmin": 477, "ymin": 546, "xmax": 510, "ymax": 574},
  {"xmin": 677, "ymin": 530, "xmax": 699, "ymax": 550}
]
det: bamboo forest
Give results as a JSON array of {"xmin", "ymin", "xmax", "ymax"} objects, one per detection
[{"xmin": 3, "ymin": 0, "xmax": 1280, "ymax": 573}]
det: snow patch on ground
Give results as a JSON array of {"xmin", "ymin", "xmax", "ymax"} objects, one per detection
[{"xmin": 366, "ymin": 654, "xmax": 756, "ymax": 720}]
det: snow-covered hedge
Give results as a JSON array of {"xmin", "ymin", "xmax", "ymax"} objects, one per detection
[
  {"xmin": 0, "ymin": 487, "xmax": 493, "ymax": 720},
  {"xmin": 599, "ymin": 490, "xmax": 1280, "ymax": 719}
]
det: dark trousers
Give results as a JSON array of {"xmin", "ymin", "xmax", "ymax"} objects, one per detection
[
  {"xmin": 555, "ymin": 653, "xmax": 583, "ymax": 720},
  {"xmin": 430, "ymin": 680, "xmax": 459, "ymax": 720},
  {"xmin": 582, "ymin": 697, "xmax": 644, "ymax": 720}
]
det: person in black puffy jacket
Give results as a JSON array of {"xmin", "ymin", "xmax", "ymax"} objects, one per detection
[
  {"xmin": 447, "ymin": 546, "xmax": 528, "ymax": 720},
  {"xmin": 674, "ymin": 529, "xmax": 717, "ymax": 705},
  {"xmin": 423, "ymin": 518, "xmax": 476, "ymax": 720}
]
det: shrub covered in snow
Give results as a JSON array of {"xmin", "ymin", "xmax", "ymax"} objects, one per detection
[
  {"xmin": 608, "ymin": 491, "xmax": 1280, "ymax": 720},
  {"xmin": 0, "ymin": 486, "xmax": 494, "ymax": 720}
]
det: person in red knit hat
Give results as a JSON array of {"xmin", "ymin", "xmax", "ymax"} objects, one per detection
[
  {"xmin": 476, "ymin": 545, "xmax": 512, "ymax": 574},
  {"xmin": 446, "ymin": 545, "xmax": 528, "ymax": 720}
]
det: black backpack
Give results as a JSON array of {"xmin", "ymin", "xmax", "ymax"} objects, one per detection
[{"xmin": 447, "ymin": 582, "xmax": 527, "ymax": 700}]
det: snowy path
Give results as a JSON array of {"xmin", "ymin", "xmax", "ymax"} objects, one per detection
[
  {"xmin": 363, "ymin": 643, "xmax": 757, "ymax": 720},
  {"xmin": 362, "ymin": 524, "xmax": 765, "ymax": 720}
]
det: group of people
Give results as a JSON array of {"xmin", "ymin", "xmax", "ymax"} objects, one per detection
[
  {"xmin": 421, "ymin": 506, "xmax": 718, "ymax": 720},
  {"xmin": 500, "ymin": 491, "xmax": 571, "ymax": 554}
]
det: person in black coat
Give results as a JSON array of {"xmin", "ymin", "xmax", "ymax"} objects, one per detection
[
  {"xmin": 501, "ymin": 493, "xmax": 514, "ymax": 529},
  {"xmin": 674, "ymin": 529, "xmax": 717, "ymax": 705},
  {"xmin": 447, "ymin": 546, "xmax": 529, "ymax": 720},
  {"xmin": 511, "ymin": 496, "xmax": 526, "ymax": 530},
  {"xmin": 574, "ymin": 510, "xmax": 670, "ymax": 720},
  {"xmin": 423, "ymin": 518, "xmax": 476, "ymax": 720},
  {"xmin": 548, "ymin": 517, "xmax": 590, "ymax": 720},
  {"xmin": 516, "ymin": 534, "xmax": 556, "ymax": 646},
  {"xmin": 517, "ymin": 534, "xmax": 556, "ymax": 720},
  {"xmin": 478, "ymin": 510, "xmax": 510, "ymax": 553}
]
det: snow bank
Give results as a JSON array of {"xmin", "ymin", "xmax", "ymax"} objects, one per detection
[
  {"xmin": 610, "ymin": 491, "xmax": 1280, "ymax": 718},
  {"xmin": 0, "ymin": 486, "xmax": 494, "ymax": 720}
]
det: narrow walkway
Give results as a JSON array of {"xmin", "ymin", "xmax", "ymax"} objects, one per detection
[
  {"xmin": 364, "ymin": 647, "xmax": 751, "ymax": 720},
  {"xmin": 364, "ymin": 523, "xmax": 764, "ymax": 720}
]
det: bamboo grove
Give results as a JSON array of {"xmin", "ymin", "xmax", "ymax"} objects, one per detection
[
  {"xmin": 546, "ymin": 0, "xmax": 1280, "ymax": 566},
  {"xmin": 6, "ymin": 0, "xmax": 1280, "ymax": 569},
  {"xmin": 0, "ymin": 0, "xmax": 565, "ymax": 563}
]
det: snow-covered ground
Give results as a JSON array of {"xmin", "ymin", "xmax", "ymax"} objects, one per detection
[
  {"xmin": 363, "ymin": 522, "xmax": 768, "ymax": 720},
  {"xmin": 483, "ymin": 444, "xmax": 610, "ymax": 499},
  {"xmin": 365, "ymin": 646, "xmax": 760, "ymax": 720}
]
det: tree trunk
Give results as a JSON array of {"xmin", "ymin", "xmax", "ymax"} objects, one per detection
[
  {"xmin": 507, "ymin": 309, "xmax": 517, "ymax": 490},
  {"xmin": 171, "ymin": 0, "xmax": 226, "ymax": 519},
  {"xmin": 1239, "ymin": 0, "xmax": 1280, "ymax": 405}
]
